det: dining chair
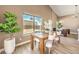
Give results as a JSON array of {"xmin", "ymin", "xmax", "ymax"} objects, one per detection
[
  {"xmin": 45, "ymin": 32, "xmax": 56, "ymax": 53},
  {"xmin": 34, "ymin": 38, "xmax": 40, "ymax": 49},
  {"xmin": 34, "ymin": 32, "xmax": 43, "ymax": 50},
  {"xmin": 55, "ymin": 31, "xmax": 61, "ymax": 43},
  {"xmin": 45, "ymin": 30, "xmax": 61, "ymax": 54}
]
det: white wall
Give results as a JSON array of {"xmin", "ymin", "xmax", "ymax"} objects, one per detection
[{"xmin": 60, "ymin": 15, "xmax": 79, "ymax": 34}]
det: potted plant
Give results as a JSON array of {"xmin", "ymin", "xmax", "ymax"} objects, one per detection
[
  {"xmin": 56, "ymin": 20, "xmax": 63, "ymax": 35},
  {"xmin": 0, "ymin": 11, "xmax": 20, "ymax": 54},
  {"xmin": 56, "ymin": 20, "xmax": 63, "ymax": 31}
]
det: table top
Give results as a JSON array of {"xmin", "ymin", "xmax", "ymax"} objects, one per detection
[{"xmin": 32, "ymin": 32, "xmax": 48, "ymax": 39}]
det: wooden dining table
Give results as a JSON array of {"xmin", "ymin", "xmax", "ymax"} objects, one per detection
[{"xmin": 31, "ymin": 32, "xmax": 48, "ymax": 54}]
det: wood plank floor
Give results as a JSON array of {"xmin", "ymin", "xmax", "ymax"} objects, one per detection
[
  {"xmin": 1, "ymin": 36, "xmax": 79, "ymax": 54},
  {"xmin": 51, "ymin": 37, "xmax": 79, "ymax": 54}
]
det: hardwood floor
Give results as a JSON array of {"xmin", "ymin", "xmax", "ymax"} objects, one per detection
[
  {"xmin": 1, "ymin": 36, "xmax": 79, "ymax": 54},
  {"xmin": 67, "ymin": 34, "xmax": 78, "ymax": 39},
  {"xmin": 51, "ymin": 37, "xmax": 79, "ymax": 54}
]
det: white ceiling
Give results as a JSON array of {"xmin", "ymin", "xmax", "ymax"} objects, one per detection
[{"xmin": 50, "ymin": 5, "xmax": 79, "ymax": 17}]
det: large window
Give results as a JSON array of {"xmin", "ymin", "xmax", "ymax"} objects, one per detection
[
  {"xmin": 23, "ymin": 13, "xmax": 42, "ymax": 35},
  {"xmin": 23, "ymin": 14, "xmax": 33, "ymax": 35}
]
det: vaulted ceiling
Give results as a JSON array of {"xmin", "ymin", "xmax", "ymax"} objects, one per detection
[{"xmin": 50, "ymin": 5, "xmax": 79, "ymax": 17}]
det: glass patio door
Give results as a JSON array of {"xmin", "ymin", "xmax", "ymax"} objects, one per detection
[
  {"xmin": 34, "ymin": 16, "xmax": 42, "ymax": 32},
  {"xmin": 23, "ymin": 13, "xmax": 43, "ymax": 35}
]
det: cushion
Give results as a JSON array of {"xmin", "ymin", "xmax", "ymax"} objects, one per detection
[
  {"xmin": 55, "ymin": 37, "xmax": 59, "ymax": 41},
  {"xmin": 57, "ymin": 31, "xmax": 61, "ymax": 35},
  {"xmin": 46, "ymin": 40, "xmax": 53, "ymax": 48}
]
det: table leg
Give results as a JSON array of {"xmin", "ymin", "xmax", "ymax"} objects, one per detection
[
  {"xmin": 39, "ymin": 38, "xmax": 45, "ymax": 54},
  {"xmin": 31, "ymin": 35, "xmax": 34, "ymax": 50}
]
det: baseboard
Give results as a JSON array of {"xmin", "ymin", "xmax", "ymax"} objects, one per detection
[
  {"xmin": 16, "ymin": 40, "xmax": 31, "ymax": 47},
  {"xmin": 0, "ymin": 48, "xmax": 4, "ymax": 53},
  {"xmin": 70, "ymin": 32, "xmax": 77, "ymax": 35},
  {"xmin": 0, "ymin": 40, "xmax": 31, "ymax": 53}
]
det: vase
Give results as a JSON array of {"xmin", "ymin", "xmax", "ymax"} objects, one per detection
[{"xmin": 4, "ymin": 37, "xmax": 15, "ymax": 54}]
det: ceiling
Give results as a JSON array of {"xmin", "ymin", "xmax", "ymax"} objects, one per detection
[{"xmin": 50, "ymin": 5, "xmax": 79, "ymax": 17}]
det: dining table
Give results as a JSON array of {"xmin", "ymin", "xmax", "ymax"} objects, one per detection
[{"xmin": 31, "ymin": 32, "xmax": 48, "ymax": 54}]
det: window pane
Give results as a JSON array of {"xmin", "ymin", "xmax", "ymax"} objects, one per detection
[
  {"xmin": 23, "ymin": 14, "xmax": 33, "ymax": 35},
  {"xmin": 34, "ymin": 16, "xmax": 42, "ymax": 32}
]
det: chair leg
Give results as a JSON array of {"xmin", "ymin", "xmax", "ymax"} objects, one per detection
[
  {"xmin": 58, "ymin": 36, "xmax": 60, "ymax": 43},
  {"xmin": 34, "ymin": 41, "xmax": 36, "ymax": 46},
  {"xmin": 48, "ymin": 48, "xmax": 51, "ymax": 54},
  {"xmin": 34, "ymin": 41, "xmax": 40, "ymax": 51},
  {"xmin": 34, "ymin": 41, "xmax": 38, "ymax": 49}
]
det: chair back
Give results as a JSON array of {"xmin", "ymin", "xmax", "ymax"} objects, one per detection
[
  {"xmin": 48, "ymin": 32, "xmax": 56, "ymax": 40},
  {"xmin": 57, "ymin": 31, "xmax": 61, "ymax": 36}
]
